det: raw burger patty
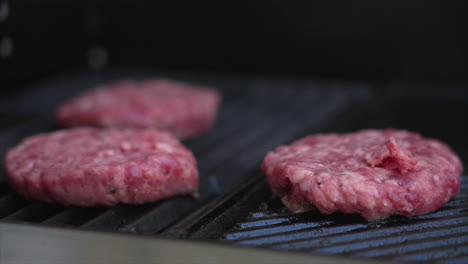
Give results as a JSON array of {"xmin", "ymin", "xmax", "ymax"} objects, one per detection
[
  {"xmin": 262, "ymin": 129, "xmax": 463, "ymax": 220},
  {"xmin": 5, "ymin": 127, "xmax": 198, "ymax": 206},
  {"xmin": 57, "ymin": 79, "xmax": 221, "ymax": 140}
]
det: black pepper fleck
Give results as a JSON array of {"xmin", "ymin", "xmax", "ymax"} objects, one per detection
[
  {"xmin": 85, "ymin": 171, "xmax": 92, "ymax": 176},
  {"xmin": 110, "ymin": 188, "xmax": 117, "ymax": 194},
  {"xmin": 339, "ymin": 184, "xmax": 343, "ymax": 187},
  {"xmin": 317, "ymin": 181, "xmax": 322, "ymax": 186}
]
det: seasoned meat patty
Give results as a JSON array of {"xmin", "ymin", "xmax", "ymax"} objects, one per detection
[
  {"xmin": 262, "ymin": 129, "xmax": 462, "ymax": 220},
  {"xmin": 56, "ymin": 79, "xmax": 221, "ymax": 140},
  {"xmin": 5, "ymin": 127, "xmax": 198, "ymax": 206}
]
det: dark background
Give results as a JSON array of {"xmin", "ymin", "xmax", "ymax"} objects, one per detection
[{"xmin": 1, "ymin": 0, "xmax": 468, "ymax": 93}]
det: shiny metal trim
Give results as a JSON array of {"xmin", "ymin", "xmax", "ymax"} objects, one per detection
[{"xmin": 0, "ymin": 223, "xmax": 387, "ymax": 264}]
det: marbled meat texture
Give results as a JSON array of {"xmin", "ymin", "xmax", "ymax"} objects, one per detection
[
  {"xmin": 5, "ymin": 127, "xmax": 199, "ymax": 206},
  {"xmin": 262, "ymin": 129, "xmax": 463, "ymax": 220},
  {"xmin": 57, "ymin": 79, "xmax": 221, "ymax": 140}
]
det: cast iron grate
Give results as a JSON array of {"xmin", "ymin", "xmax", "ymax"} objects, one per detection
[
  {"xmin": 165, "ymin": 173, "xmax": 468, "ymax": 264},
  {"xmin": 227, "ymin": 178, "xmax": 468, "ymax": 263}
]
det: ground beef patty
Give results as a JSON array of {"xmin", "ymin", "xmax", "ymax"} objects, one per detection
[
  {"xmin": 5, "ymin": 127, "xmax": 198, "ymax": 206},
  {"xmin": 262, "ymin": 129, "xmax": 463, "ymax": 220},
  {"xmin": 57, "ymin": 79, "xmax": 221, "ymax": 140}
]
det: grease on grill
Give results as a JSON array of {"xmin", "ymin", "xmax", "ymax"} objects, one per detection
[{"xmin": 220, "ymin": 178, "xmax": 468, "ymax": 263}]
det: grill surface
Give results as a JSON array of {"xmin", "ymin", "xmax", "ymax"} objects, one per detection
[
  {"xmin": 165, "ymin": 174, "xmax": 468, "ymax": 264},
  {"xmin": 1, "ymin": 70, "xmax": 467, "ymax": 263}
]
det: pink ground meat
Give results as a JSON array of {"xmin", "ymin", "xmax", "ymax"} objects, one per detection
[
  {"xmin": 262, "ymin": 129, "xmax": 463, "ymax": 220},
  {"xmin": 56, "ymin": 79, "xmax": 221, "ymax": 140},
  {"xmin": 5, "ymin": 127, "xmax": 199, "ymax": 206}
]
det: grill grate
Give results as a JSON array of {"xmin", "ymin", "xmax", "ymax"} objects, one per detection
[
  {"xmin": 0, "ymin": 71, "xmax": 352, "ymax": 234},
  {"xmin": 1, "ymin": 71, "xmax": 467, "ymax": 263},
  {"xmin": 166, "ymin": 174, "xmax": 468, "ymax": 263}
]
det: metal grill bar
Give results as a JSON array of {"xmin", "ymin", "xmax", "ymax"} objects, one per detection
[
  {"xmin": 2, "ymin": 203, "xmax": 62, "ymax": 222},
  {"xmin": 271, "ymin": 216, "xmax": 468, "ymax": 250},
  {"xmin": 42, "ymin": 207, "xmax": 105, "ymax": 226},
  {"xmin": 355, "ymin": 234, "xmax": 468, "ymax": 258},
  {"xmin": 0, "ymin": 193, "xmax": 28, "ymax": 218}
]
